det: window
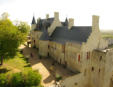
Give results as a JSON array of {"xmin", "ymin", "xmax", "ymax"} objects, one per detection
[
  {"xmin": 87, "ymin": 52, "xmax": 90, "ymax": 59},
  {"xmin": 78, "ymin": 54, "xmax": 80, "ymax": 62},
  {"xmin": 48, "ymin": 45, "xmax": 50, "ymax": 49},
  {"xmin": 84, "ymin": 69, "xmax": 86, "ymax": 76},
  {"xmin": 74, "ymin": 82, "xmax": 78, "ymax": 85},
  {"xmin": 99, "ymin": 68, "xmax": 100, "ymax": 72},
  {"xmin": 34, "ymin": 40, "xmax": 35, "ymax": 43},
  {"xmin": 100, "ymin": 56, "xmax": 102, "ymax": 61},
  {"xmin": 62, "ymin": 45, "xmax": 65, "ymax": 53},
  {"xmin": 92, "ymin": 67, "xmax": 94, "ymax": 71}
]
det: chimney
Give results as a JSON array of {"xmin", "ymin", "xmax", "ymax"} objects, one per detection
[
  {"xmin": 46, "ymin": 14, "xmax": 49, "ymax": 19},
  {"xmin": 54, "ymin": 12, "xmax": 59, "ymax": 20},
  {"xmin": 68, "ymin": 18, "xmax": 74, "ymax": 29},
  {"xmin": 92, "ymin": 15, "xmax": 99, "ymax": 31}
]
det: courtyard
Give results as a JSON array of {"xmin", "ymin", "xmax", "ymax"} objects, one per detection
[{"xmin": 20, "ymin": 44, "xmax": 75, "ymax": 87}]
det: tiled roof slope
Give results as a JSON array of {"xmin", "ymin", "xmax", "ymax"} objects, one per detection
[
  {"xmin": 50, "ymin": 26, "xmax": 92, "ymax": 44},
  {"xmin": 34, "ymin": 18, "xmax": 54, "ymax": 31}
]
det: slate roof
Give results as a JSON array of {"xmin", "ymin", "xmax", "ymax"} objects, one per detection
[
  {"xmin": 32, "ymin": 16, "xmax": 36, "ymax": 24},
  {"xmin": 35, "ymin": 18, "xmax": 54, "ymax": 31},
  {"xmin": 61, "ymin": 18, "xmax": 68, "ymax": 26},
  {"xmin": 40, "ymin": 29, "xmax": 49, "ymax": 40},
  {"xmin": 50, "ymin": 26, "xmax": 92, "ymax": 44}
]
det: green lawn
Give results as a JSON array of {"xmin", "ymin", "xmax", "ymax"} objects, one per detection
[
  {"xmin": 101, "ymin": 32, "xmax": 113, "ymax": 39},
  {"xmin": 0, "ymin": 51, "xmax": 43, "ymax": 87},
  {"xmin": 0, "ymin": 51, "xmax": 31, "ymax": 74}
]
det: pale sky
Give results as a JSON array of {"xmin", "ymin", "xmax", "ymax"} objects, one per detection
[{"xmin": 0, "ymin": 0, "xmax": 113, "ymax": 30}]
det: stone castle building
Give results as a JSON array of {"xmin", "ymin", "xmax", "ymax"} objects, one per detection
[{"xmin": 30, "ymin": 12, "xmax": 113, "ymax": 87}]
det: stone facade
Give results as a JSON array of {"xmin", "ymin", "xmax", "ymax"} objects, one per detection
[
  {"xmin": 61, "ymin": 49, "xmax": 113, "ymax": 87},
  {"xmin": 30, "ymin": 12, "xmax": 113, "ymax": 87}
]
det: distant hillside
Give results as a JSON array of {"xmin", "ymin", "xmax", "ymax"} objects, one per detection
[{"xmin": 101, "ymin": 30, "xmax": 113, "ymax": 38}]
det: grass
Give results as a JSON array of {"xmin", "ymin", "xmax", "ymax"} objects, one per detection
[
  {"xmin": 0, "ymin": 51, "xmax": 43, "ymax": 87},
  {"xmin": 0, "ymin": 51, "xmax": 31, "ymax": 74},
  {"xmin": 108, "ymin": 44, "xmax": 113, "ymax": 48},
  {"xmin": 101, "ymin": 32, "xmax": 113, "ymax": 39},
  {"xmin": 102, "ymin": 34, "xmax": 113, "ymax": 38}
]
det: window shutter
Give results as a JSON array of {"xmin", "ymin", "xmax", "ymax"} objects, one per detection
[{"xmin": 78, "ymin": 54, "xmax": 80, "ymax": 62}]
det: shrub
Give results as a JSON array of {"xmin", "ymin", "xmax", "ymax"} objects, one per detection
[
  {"xmin": 0, "ymin": 73, "xmax": 8, "ymax": 87},
  {"xmin": 0, "ymin": 70, "xmax": 42, "ymax": 87},
  {"xmin": 24, "ymin": 70, "xmax": 42, "ymax": 86},
  {"xmin": 55, "ymin": 74, "xmax": 62, "ymax": 81},
  {"xmin": 10, "ymin": 73, "xmax": 24, "ymax": 87}
]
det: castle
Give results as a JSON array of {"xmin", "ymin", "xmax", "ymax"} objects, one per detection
[{"xmin": 30, "ymin": 12, "xmax": 113, "ymax": 87}]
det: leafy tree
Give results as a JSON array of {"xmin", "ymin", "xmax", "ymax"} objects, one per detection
[
  {"xmin": 0, "ymin": 13, "xmax": 28, "ymax": 65},
  {"xmin": 15, "ymin": 21, "xmax": 30, "ymax": 43}
]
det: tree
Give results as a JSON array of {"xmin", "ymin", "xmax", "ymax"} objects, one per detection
[
  {"xmin": 0, "ymin": 12, "xmax": 30, "ymax": 65},
  {"xmin": 0, "ymin": 19, "xmax": 20, "ymax": 64},
  {"xmin": 15, "ymin": 21, "xmax": 30, "ymax": 43},
  {"xmin": 0, "ymin": 18, "xmax": 26, "ymax": 65}
]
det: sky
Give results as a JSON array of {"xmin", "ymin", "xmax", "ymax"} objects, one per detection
[{"xmin": 0, "ymin": 0, "xmax": 113, "ymax": 30}]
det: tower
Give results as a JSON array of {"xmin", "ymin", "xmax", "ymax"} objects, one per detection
[
  {"xmin": 65, "ymin": 17, "xmax": 68, "ymax": 26},
  {"xmin": 31, "ymin": 16, "xmax": 36, "ymax": 30}
]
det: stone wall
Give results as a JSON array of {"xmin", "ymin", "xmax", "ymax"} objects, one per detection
[
  {"xmin": 103, "ymin": 49, "xmax": 113, "ymax": 87},
  {"xmin": 65, "ymin": 42, "xmax": 82, "ymax": 72},
  {"xmin": 30, "ymin": 30, "xmax": 42, "ymax": 48},
  {"xmin": 49, "ymin": 41, "xmax": 65, "ymax": 64},
  {"xmin": 39, "ymin": 40, "xmax": 49, "ymax": 57}
]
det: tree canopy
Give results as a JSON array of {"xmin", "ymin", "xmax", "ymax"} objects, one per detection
[{"xmin": 0, "ymin": 13, "xmax": 30, "ymax": 59}]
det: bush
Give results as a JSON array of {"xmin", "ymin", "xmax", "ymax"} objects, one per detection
[
  {"xmin": 0, "ymin": 73, "xmax": 8, "ymax": 87},
  {"xmin": 24, "ymin": 70, "xmax": 42, "ymax": 86},
  {"xmin": 55, "ymin": 74, "xmax": 62, "ymax": 81},
  {"xmin": 0, "ymin": 70, "xmax": 42, "ymax": 87},
  {"xmin": 10, "ymin": 73, "xmax": 24, "ymax": 87}
]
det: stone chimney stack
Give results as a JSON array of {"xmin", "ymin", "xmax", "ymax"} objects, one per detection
[
  {"xmin": 54, "ymin": 12, "xmax": 59, "ymax": 20},
  {"xmin": 46, "ymin": 14, "xmax": 49, "ymax": 19},
  {"xmin": 92, "ymin": 15, "xmax": 99, "ymax": 31},
  {"xmin": 68, "ymin": 18, "xmax": 74, "ymax": 29}
]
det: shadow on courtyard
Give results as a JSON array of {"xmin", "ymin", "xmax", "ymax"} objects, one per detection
[{"xmin": 21, "ymin": 45, "xmax": 78, "ymax": 85}]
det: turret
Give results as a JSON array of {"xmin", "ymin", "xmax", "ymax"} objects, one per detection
[
  {"xmin": 31, "ymin": 16, "xmax": 36, "ymax": 30},
  {"xmin": 64, "ymin": 17, "xmax": 68, "ymax": 26}
]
